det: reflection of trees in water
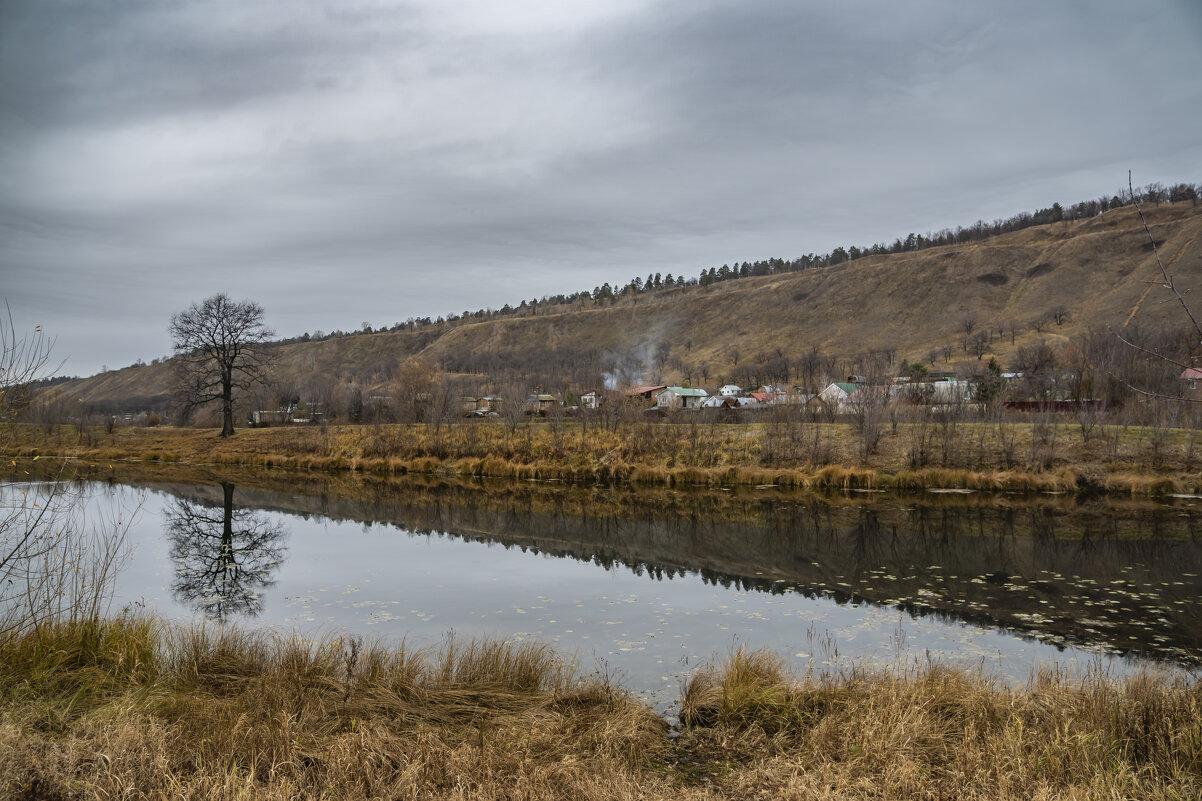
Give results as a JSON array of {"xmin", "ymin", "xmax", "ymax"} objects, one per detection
[
  {"xmin": 165, "ymin": 482, "xmax": 287, "ymax": 621},
  {"xmin": 149, "ymin": 475, "xmax": 1202, "ymax": 662}
]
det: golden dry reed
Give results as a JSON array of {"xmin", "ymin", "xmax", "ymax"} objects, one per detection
[
  {"xmin": 6, "ymin": 418, "xmax": 1202, "ymax": 496},
  {"xmin": 1, "ymin": 618, "xmax": 1200, "ymax": 799}
]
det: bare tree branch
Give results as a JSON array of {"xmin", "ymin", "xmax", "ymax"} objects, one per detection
[{"xmin": 1123, "ymin": 171, "xmax": 1202, "ymax": 345}]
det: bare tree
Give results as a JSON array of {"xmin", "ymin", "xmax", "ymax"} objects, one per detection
[
  {"xmin": 960, "ymin": 314, "xmax": 977, "ymax": 352},
  {"xmin": 170, "ymin": 294, "xmax": 274, "ymax": 436},
  {"xmin": 1005, "ymin": 318, "xmax": 1019, "ymax": 345},
  {"xmin": 970, "ymin": 331, "xmax": 991, "ymax": 360},
  {"xmin": 847, "ymin": 384, "xmax": 890, "ymax": 461}
]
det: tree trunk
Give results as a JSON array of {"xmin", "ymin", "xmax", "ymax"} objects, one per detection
[{"xmin": 221, "ymin": 368, "xmax": 235, "ymax": 437}]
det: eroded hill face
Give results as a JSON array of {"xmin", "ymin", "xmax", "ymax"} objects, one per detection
[{"xmin": 50, "ymin": 202, "xmax": 1202, "ymax": 410}]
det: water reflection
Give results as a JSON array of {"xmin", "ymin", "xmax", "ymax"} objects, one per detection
[
  {"xmin": 164, "ymin": 482, "xmax": 288, "ymax": 621},
  {"xmin": 142, "ymin": 474, "xmax": 1202, "ymax": 665}
]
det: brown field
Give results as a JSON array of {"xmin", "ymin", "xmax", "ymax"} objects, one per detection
[
  {"xmin": 5, "ymin": 415, "xmax": 1202, "ymax": 496},
  {"xmin": 2, "ymin": 617, "xmax": 1199, "ymax": 800}
]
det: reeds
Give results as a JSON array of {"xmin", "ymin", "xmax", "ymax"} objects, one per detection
[
  {"xmin": 8, "ymin": 418, "xmax": 1202, "ymax": 496},
  {"xmin": 0, "ymin": 617, "xmax": 666, "ymax": 799},
  {"xmin": 2, "ymin": 619, "xmax": 1200, "ymax": 799},
  {"xmin": 677, "ymin": 647, "xmax": 1202, "ymax": 799}
]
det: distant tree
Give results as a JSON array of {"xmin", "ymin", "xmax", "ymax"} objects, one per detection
[
  {"xmin": 654, "ymin": 340, "xmax": 672, "ymax": 377},
  {"xmin": 169, "ymin": 294, "xmax": 274, "ymax": 437},
  {"xmin": 970, "ymin": 330, "xmax": 991, "ymax": 360},
  {"xmin": 392, "ymin": 356, "xmax": 440, "ymax": 424},
  {"xmin": 959, "ymin": 314, "xmax": 977, "ymax": 352},
  {"xmin": 973, "ymin": 357, "xmax": 1006, "ymax": 410}
]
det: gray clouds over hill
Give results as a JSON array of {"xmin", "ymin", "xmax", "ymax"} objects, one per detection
[{"xmin": 2, "ymin": 0, "xmax": 1200, "ymax": 376}]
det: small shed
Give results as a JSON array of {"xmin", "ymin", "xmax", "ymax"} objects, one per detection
[{"xmin": 524, "ymin": 394, "xmax": 558, "ymax": 414}]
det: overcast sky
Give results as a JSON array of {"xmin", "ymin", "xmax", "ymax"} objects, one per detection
[{"xmin": 2, "ymin": 0, "xmax": 1200, "ymax": 377}]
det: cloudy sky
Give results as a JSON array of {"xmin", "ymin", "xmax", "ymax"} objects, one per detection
[{"xmin": 2, "ymin": 0, "xmax": 1200, "ymax": 377}]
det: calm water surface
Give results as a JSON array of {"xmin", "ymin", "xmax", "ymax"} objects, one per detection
[{"xmin": 20, "ymin": 474, "xmax": 1202, "ymax": 712}]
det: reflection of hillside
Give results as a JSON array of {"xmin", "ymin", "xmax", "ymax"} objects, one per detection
[{"xmin": 148, "ymin": 474, "xmax": 1202, "ymax": 665}]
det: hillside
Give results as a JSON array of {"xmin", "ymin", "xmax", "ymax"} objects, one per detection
[{"xmin": 47, "ymin": 201, "xmax": 1202, "ymax": 411}]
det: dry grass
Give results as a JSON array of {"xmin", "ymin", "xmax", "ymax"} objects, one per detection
[
  {"xmin": 677, "ymin": 647, "xmax": 1202, "ymax": 799},
  {"xmin": 2, "ymin": 619, "xmax": 1200, "ymax": 799},
  {"xmin": 8, "ymin": 417, "xmax": 1202, "ymax": 497},
  {"xmin": 0, "ymin": 617, "xmax": 667, "ymax": 800}
]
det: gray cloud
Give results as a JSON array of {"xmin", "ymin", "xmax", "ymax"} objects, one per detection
[{"xmin": 1, "ymin": 0, "xmax": 1199, "ymax": 375}]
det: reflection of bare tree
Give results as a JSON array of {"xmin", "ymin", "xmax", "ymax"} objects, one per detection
[{"xmin": 165, "ymin": 483, "xmax": 287, "ymax": 621}]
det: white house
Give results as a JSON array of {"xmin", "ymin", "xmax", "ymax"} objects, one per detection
[
  {"xmin": 817, "ymin": 382, "xmax": 859, "ymax": 409},
  {"xmin": 655, "ymin": 386, "xmax": 709, "ymax": 409},
  {"xmin": 719, "ymin": 384, "xmax": 742, "ymax": 397}
]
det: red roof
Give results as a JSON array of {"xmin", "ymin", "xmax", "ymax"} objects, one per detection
[
  {"xmin": 626, "ymin": 385, "xmax": 667, "ymax": 396},
  {"xmin": 1182, "ymin": 368, "xmax": 1202, "ymax": 380}
]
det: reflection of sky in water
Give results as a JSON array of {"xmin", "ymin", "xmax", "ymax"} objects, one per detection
[{"xmin": 79, "ymin": 484, "xmax": 1167, "ymax": 713}]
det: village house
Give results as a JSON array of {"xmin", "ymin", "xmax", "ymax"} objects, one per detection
[
  {"xmin": 580, "ymin": 390, "xmax": 601, "ymax": 409},
  {"xmin": 655, "ymin": 386, "xmax": 709, "ymax": 410},
  {"xmin": 701, "ymin": 395, "xmax": 760, "ymax": 409},
  {"xmin": 523, "ymin": 394, "xmax": 558, "ymax": 414},
  {"xmin": 625, "ymin": 385, "xmax": 667, "ymax": 401},
  {"xmin": 462, "ymin": 396, "xmax": 502, "ymax": 416},
  {"xmin": 718, "ymin": 384, "xmax": 742, "ymax": 397},
  {"xmin": 817, "ymin": 381, "xmax": 860, "ymax": 409}
]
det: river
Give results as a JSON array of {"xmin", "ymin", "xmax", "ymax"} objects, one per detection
[{"xmin": 7, "ymin": 470, "xmax": 1200, "ymax": 713}]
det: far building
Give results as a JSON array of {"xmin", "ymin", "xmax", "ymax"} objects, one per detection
[{"xmin": 654, "ymin": 386, "xmax": 709, "ymax": 410}]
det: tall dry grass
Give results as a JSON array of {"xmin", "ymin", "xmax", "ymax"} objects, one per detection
[
  {"xmin": 2, "ymin": 619, "xmax": 1200, "ymax": 799},
  {"xmin": 678, "ymin": 647, "xmax": 1202, "ymax": 799},
  {"xmin": 0, "ymin": 617, "xmax": 666, "ymax": 799},
  {"xmin": 7, "ymin": 417, "xmax": 1202, "ymax": 495}
]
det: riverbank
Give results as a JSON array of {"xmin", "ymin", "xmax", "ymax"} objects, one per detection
[
  {"xmin": 4, "ymin": 419, "xmax": 1201, "ymax": 495},
  {"xmin": 2, "ymin": 617, "xmax": 1198, "ymax": 800}
]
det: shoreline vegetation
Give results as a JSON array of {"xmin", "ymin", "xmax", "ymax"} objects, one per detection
[
  {"xmin": 2, "ymin": 616, "xmax": 1199, "ymax": 799},
  {"xmin": 3, "ymin": 419, "xmax": 1201, "ymax": 496}
]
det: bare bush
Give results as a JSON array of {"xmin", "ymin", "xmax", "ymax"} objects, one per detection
[
  {"xmin": 0, "ymin": 483, "xmax": 136, "ymax": 640},
  {"xmin": 1, "ymin": 307, "xmax": 136, "ymax": 640}
]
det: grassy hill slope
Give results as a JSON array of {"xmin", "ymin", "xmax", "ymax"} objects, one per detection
[{"xmin": 52, "ymin": 201, "xmax": 1202, "ymax": 408}]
